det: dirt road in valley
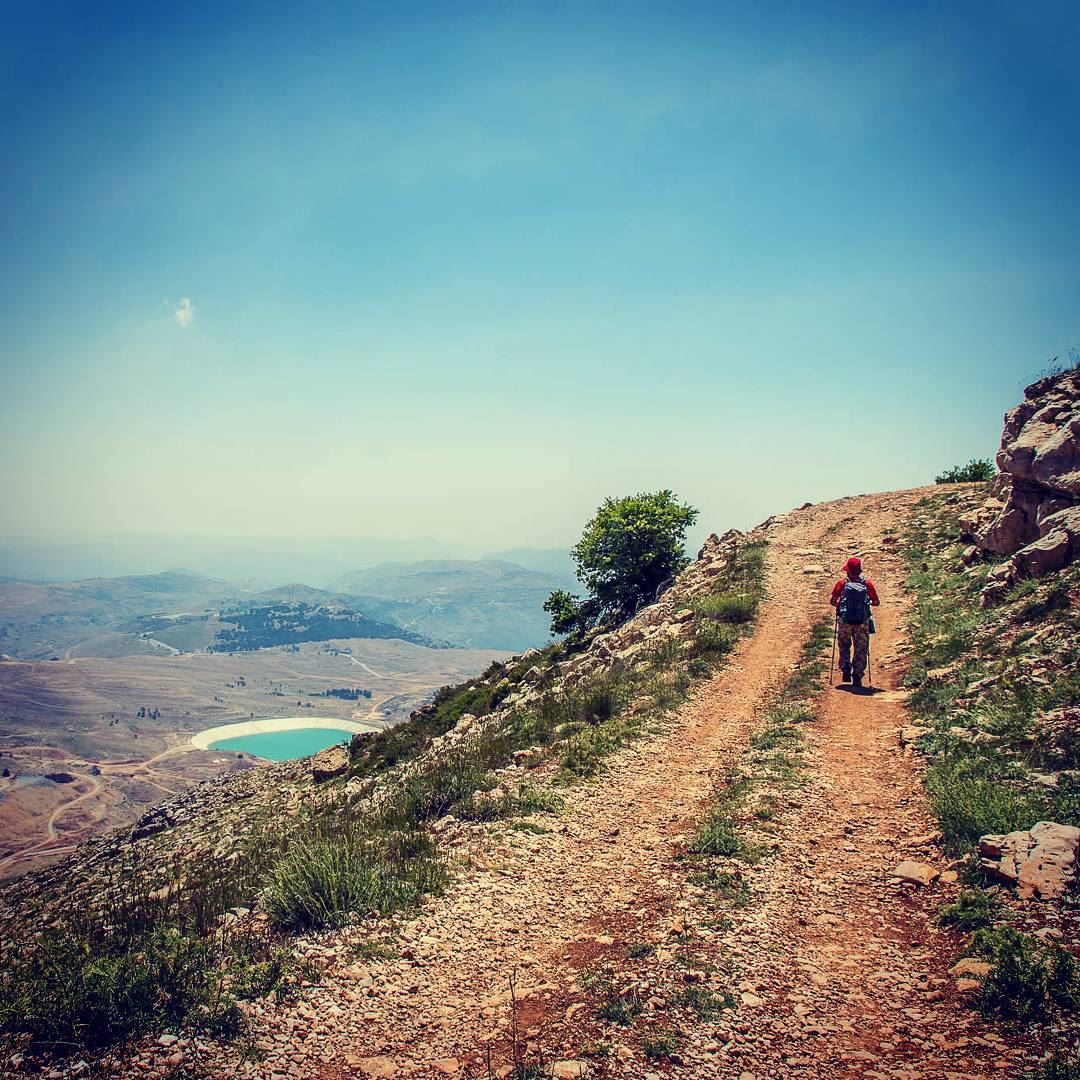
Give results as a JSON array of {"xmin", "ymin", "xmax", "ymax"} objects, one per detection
[
  {"xmin": 206, "ymin": 490, "xmax": 1033, "ymax": 1079},
  {"xmin": 0, "ymin": 742, "xmax": 190, "ymax": 876}
]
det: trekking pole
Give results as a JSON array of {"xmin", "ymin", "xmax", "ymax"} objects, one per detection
[
  {"xmin": 867, "ymin": 629, "xmax": 873, "ymax": 688},
  {"xmin": 830, "ymin": 614, "xmax": 838, "ymax": 687}
]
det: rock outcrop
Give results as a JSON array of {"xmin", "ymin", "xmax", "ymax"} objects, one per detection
[
  {"xmin": 311, "ymin": 744, "xmax": 350, "ymax": 782},
  {"xmin": 966, "ymin": 368, "xmax": 1080, "ymax": 604},
  {"xmin": 978, "ymin": 821, "xmax": 1080, "ymax": 900}
]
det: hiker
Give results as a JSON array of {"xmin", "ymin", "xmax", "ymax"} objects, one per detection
[{"xmin": 830, "ymin": 556, "xmax": 879, "ymax": 689}]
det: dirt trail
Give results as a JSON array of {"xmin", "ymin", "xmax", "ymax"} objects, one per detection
[{"xmin": 224, "ymin": 491, "xmax": 1029, "ymax": 1079}]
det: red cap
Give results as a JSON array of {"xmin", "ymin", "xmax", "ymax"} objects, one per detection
[{"xmin": 844, "ymin": 557, "xmax": 862, "ymax": 575}]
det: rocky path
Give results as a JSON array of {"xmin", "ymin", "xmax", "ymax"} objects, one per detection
[{"xmin": 217, "ymin": 490, "xmax": 1031, "ymax": 1079}]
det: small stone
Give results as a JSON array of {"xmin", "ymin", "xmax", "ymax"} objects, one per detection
[
  {"xmin": 950, "ymin": 958, "xmax": 992, "ymax": 978},
  {"xmin": 891, "ymin": 860, "xmax": 939, "ymax": 886},
  {"xmin": 552, "ymin": 1062, "xmax": 589, "ymax": 1079},
  {"xmin": 358, "ymin": 1057, "xmax": 398, "ymax": 1078}
]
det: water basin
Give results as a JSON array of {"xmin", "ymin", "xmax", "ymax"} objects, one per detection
[{"xmin": 191, "ymin": 716, "xmax": 376, "ymax": 762}]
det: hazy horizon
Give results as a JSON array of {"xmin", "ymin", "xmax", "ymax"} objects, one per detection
[
  {"xmin": 3, "ymin": 3, "xmax": 1077, "ymax": 550},
  {"xmin": 0, "ymin": 528, "xmax": 591, "ymax": 587}
]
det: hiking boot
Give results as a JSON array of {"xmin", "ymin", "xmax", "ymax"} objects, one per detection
[
  {"xmin": 840, "ymin": 668, "xmax": 852, "ymax": 684},
  {"xmin": 852, "ymin": 674, "xmax": 863, "ymax": 690}
]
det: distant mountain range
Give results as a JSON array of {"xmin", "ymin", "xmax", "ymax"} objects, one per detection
[
  {"xmin": 483, "ymin": 548, "xmax": 577, "ymax": 582},
  {"xmin": 331, "ymin": 559, "xmax": 576, "ymax": 652},
  {"xmin": 208, "ymin": 600, "xmax": 440, "ymax": 652},
  {"xmin": 0, "ymin": 555, "xmax": 579, "ymax": 658}
]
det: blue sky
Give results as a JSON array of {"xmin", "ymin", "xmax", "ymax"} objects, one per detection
[{"xmin": 2, "ymin": 1, "xmax": 1078, "ymax": 556}]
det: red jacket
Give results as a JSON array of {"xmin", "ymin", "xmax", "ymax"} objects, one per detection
[{"xmin": 830, "ymin": 577, "xmax": 880, "ymax": 606}]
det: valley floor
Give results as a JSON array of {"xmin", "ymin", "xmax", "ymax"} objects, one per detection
[{"xmin": 144, "ymin": 491, "xmax": 1040, "ymax": 1078}]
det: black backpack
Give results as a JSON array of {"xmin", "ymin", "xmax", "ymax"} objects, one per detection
[{"xmin": 840, "ymin": 579, "xmax": 872, "ymax": 625}]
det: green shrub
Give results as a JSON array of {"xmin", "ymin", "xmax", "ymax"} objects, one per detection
[
  {"xmin": 674, "ymin": 984, "xmax": 732, "ymax": 1019},
  {"xmin": 643, "ymin": 1029, "xmax": 681, "ymax": 1061},
  {"xmin": 397, "ymin": 756, "xmax": 492, "ymax": 823},
  {"xmin": 560, "ymin": 723, "xmax": 627, "ymax": 777},
  {"xmin": 689, "ymin": 866, "xmax": 752, "ymax": 906},
  {"xmin": 688, "ymin": 806, "xmax": 762, "ymax": 862},
  {"xmin": 1029, "ymin": 1050, "xmax": 1080, "ymax": 1079},
  {"xmin": 936, "ymin": 459, "xmax": 995, "ymax": 484},
  {"xmin": 0, "ymin": 927, "xmax": 247, "ymax": 1050},
  {"xmin": 570, "ymin": 677, "xmax": 627, "ymax": 726},
  {"xmin": 569, "ymin": 490, "xmax": 699, "ymax": 621},
  {"xmin": 582, "ymin": 968, "xmax": 642, "ymax": 1025},
  {"xmin": 937, "ymin": 888, "xmax": 1001, "ymax": 930},
  {"xmin": 457, "ymin": 778, "xmax": 563, "ymax": 821},
  {"xmin": 969, "ymin": 927, "xmax": 1079, "ymax": 1020}
]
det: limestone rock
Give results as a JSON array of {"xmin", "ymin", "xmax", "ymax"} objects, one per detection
[
  {"xmin": 310, "ymin": 744, "xmax": 350, "ymax": 783},
  {"xmin": 552, "ymin": 1062, "xmax": 589, "ymax": 1079},
  {"xmin": 975, "ymin": 369, "xmax": 1080, "ymax": 601},
  {"xmin": 890, "ymin": 860, "xmax": 939, "ymax": 886},
  {"xmin": 357, "ymin": 1056, "xmax": 398, "ymax": 1078},
  {"xmin": 950, "ymin": 958, "xmax": 992, "ymax": 978},
  {"xmin": 1014, "ymin": 523, "xmax": 1072, "ymax": 577},
  {"xmin": 979, "ymin": 821, "xmax": 1080, "ymax": 900},
  {"xmin": 899, "ymin": 726, "xmax": 929, "ymax": 747}
]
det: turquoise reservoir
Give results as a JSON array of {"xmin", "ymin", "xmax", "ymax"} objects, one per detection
[{"xmin": 208, "ymin": 728, "xmax": 350, "ymax": 762}]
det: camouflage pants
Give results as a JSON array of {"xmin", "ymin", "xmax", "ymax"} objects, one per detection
[{"xmin": 837, "ymin": 621, "xmax": 870, "ymax": 678}]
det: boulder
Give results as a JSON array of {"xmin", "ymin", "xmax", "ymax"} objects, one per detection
[
  {"xmin": 890, "ymin": 860, "xmax": 939, "ymax": 886},
  {"xmin": 975, "ymin": 370, "xmax": 1080, "ymax": 591},
  {"xmin": 899, "ymin": 725, "xmax": 930, "ymax": 747},
  {"xmin": 697, "ymin": 533, "xmax": 722, "ymax": 560},
  {"xmin": 310, "ymin": 744, "xmax": 350, "ymax": 782},
  {"xmin": 1014, "ymin": 527, "xmax": 1072, "ymax": 578},
  {"xmin": 981, "ymin": 504, "xmax": 1080, "ymax": 606},
  {"xmin": 978, "ymin": 821, "xmax": 1080, "ymax": 900}
]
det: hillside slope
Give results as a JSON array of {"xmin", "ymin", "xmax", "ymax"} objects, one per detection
[
  {"xmin": 332, "ymin": 559, "xmax": 574, "ymax": 651},
  {"xmin": 194, "ymin": 488, "xmax": 1042, "ymax": 1078},
  {"xmin": 3, "ymin": 486, "xmax": 1075, "ymax": 1078}
]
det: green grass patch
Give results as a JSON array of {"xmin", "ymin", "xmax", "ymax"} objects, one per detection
[
  {"xmin": 925, "ymin": 757, "xmax": 1045, "ymax": 856},
  {"xmin": 582, "ymin": 967, "xmax": 643, "ymax": 1026},
  {"xmin": 968, "ymin": 927, "xmax": 1079, "ymax": 1021},
  {"xmin": 642, "ymin": 1029, "xmax": 681, "ymax": 1062},
  {"xmin": 937, "ymin": 888, "xmax": 1002, "ymax": 931},
  {"xmin": 262, "ymin": 832, "xmax": 446, "ymax": 931},
  {"xmin": 674, "ymin": 984, "xmax": 733, "ymax": 1019}
]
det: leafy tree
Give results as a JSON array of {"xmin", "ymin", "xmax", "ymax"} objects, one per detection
[
  {"xmin": 543, "ymin": 590, "xmax": 584, "ymax": 636},
  {"xmin": 546, "ymin": 490, "xmax": 698, "ymax": 636}
]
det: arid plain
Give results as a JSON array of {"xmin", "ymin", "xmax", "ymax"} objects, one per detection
[{"xmin": 0, "ymin": 637, "xmax": 501, "ymax": 879}]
